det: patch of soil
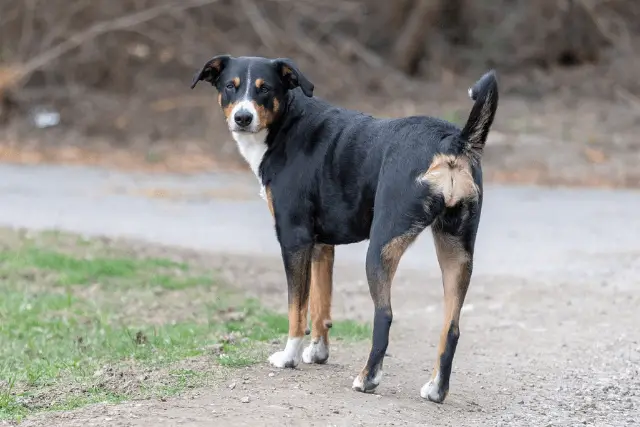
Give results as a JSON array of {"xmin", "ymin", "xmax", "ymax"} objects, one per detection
[{"xmin": 16, "ymin": 239, "xmax": 640, "ymax": 427}]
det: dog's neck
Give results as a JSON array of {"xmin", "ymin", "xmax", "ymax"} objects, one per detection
[{"xmin": 231, "ymin": 129, "xmax": 269, "ymax": 199}]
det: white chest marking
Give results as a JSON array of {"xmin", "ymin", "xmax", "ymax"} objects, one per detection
[{"xmin": 231, "ymin": 130, "xmax": 268, "ymax": 200}]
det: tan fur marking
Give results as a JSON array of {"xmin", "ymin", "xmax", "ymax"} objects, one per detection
[
  {"xmin": 309, "ymin": 245, "xmax": 334, "ymax": 344},
  {"xmin": 255, "ymin": 78, "xmax": 264, "ymax": 88},
  {"xmin": 211, "ymin": 59, "xmax": 222, "ymax": 71},
  {"xmin": 252, "ymin": 100, "xmax": 276, "ymax": 130},
  {"xmin": 375, "ymin": 232, "xmax": 418, "ymax": 305},
  {"xmin": 265, "ymin": 186, "xmax": 275, "ymax": 218},
  {"xmin": 232, "ymin": 76, "xmax": 240, "ymax": 88},
  {"xmin": 223, "ymin": 101, "xmax": 238, "ymax": 121},
  {"xmin": 287, "ymin": 249, "xmax": 311, "ymax": 338},
  {"xmin": 430, "ymin": 230, "xmax": 471, "ymax": 380},
  {"xmin": 381, "ymin": 233, "xmax": 418, "ymax": 279},
  {"xmin": 421, "ymin": 154, "xmax": 479, "ymax": 207},
  {"xmin": 281, "ymin": 65, "xmax": 293, "ymax": 77},
  {"xmin": 273, "ymin": 98, "xmax": 280, "ymax": 114},
  {"xmin": 288, "ymin": 299, "xmax": 308, "ymax": 338}
]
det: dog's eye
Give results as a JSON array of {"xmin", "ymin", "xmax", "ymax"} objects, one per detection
[
  {"xmin": 225, "ymin": 82, "xmax": 235, "ymax": 90},
  {"xmin": 259, "ymin": 85, "xmax": 270, "ymax": 94}
]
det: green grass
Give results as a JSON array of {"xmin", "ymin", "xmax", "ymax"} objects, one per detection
[
  {"xmin": 0, "ymin": 246, "xmax": 198, "ymax": 289},
  {"xmin": 0, "ymin": 229, "xmax": 370, "ymax": 421}
]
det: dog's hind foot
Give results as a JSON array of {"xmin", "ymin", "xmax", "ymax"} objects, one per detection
[
  {"xmin": 420, "ymin": 373, "xmax": 448, "ymax": 403},
  {"xmin": 352, "ymin": 367, "xmax": 383, "ymax": 393}
]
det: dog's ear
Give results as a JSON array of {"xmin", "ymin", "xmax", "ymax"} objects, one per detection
[
  {"xmin": 191, "ymin": 55, "xmax": 231, "ymax": 89},
  {"xmin": 272, "ymin": 58, "xmax": 314, "ymax": 97}
]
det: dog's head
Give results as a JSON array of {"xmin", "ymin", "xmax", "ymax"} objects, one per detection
[{"xmin": 190, "ymin": 55, "xmax": 314, "ymax": 134}]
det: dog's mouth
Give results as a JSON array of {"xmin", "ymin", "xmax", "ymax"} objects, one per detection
[
  {"xmin": 229, "ymin": 125, "xmax": 262, "ymax": 134},
  {"xmin": 232, "ymin": 127, "xmax": 255, "ymax": 133}
]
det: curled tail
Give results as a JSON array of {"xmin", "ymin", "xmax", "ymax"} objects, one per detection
[
  {"xmin": 420, "ymin": 71, "xmax": 498, "ymax": 207},
  {"xmin": 458, "ymin": 70, "xmax": 499, "ymax": 159}
]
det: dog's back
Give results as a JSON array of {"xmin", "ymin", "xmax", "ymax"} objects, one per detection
[{"xmin": 259, "ymin": 71, "xmax": 498, "ymax": 246}]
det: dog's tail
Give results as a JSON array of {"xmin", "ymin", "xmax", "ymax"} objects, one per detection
[
  {"xmin": 420, "ymin": 71, "xmax": 498, "ymax": 207},
  {"xmin": 456, "ymin": 70, "xmax": 499, "ymax": 160}
]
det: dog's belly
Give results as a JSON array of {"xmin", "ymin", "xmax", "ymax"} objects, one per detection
[{"xmin": 314, "ymin": 209, "xmax": 373, "ymax": 246}]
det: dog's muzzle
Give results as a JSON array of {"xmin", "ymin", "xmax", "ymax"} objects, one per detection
[
  {"xmin": 234, "ymin": 109, "xmax": 253, "ymax": 129},
  {"xmin": 229, "ymin": 101, "xmax": 259, "ymax": 133}
]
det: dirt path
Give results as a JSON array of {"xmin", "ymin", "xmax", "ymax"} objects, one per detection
[{"xmin": 2, "ymin": 164, "xmax": 639, "ymax": 426}]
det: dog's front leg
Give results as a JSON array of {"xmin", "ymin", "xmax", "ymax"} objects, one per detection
[
  {"xmin": 303, "ymin": 244, "xmax": 334, "ymax": 364},
  {"xmin": 268, "ymin": 242, "xmax": 313, "ymax": 368}
]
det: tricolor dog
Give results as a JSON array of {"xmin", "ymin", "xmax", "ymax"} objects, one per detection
[{"xmin": 191, "ymin": 55, "xmax": 498, "ymax": 403}]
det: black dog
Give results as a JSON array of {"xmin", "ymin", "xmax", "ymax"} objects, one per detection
[{"xmin": 191, "ymin": 55, "xmax": 498, "ymax": 403}]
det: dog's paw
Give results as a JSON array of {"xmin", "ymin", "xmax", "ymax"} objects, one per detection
[
  {"xmin": 420, "ymin": 374, "xmax": 447, "ymax": 403},
  {"xmin": 268, "ymin": 351, "xmax": 299, "ymax": 368},
  {"xmin": 302, "ymin": 338, "xmax": 329, "ymax": 364},
  {"xmin": 352, "ymin": 369, "xmax": 383, "ymax": 393},
  {"xmin": 268, "ymin": 337, "xmax": 303, "ymax": 369}
]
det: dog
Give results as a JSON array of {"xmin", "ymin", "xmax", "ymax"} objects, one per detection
[{"xmin": 191, "ymin": 55, "xmax": 498, "ymax": 403}]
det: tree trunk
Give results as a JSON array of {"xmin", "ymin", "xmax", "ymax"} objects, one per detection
[{"xmin": 392, "ymin": 0, "xmax": 440, "ymax": 75}]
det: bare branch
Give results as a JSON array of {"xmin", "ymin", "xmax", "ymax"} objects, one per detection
[
  {"xmin": 0, "ymin": 0, "xmax": 221, "ymax": 91},
  {"xmin": 240, "ymin": 0, "xmax": 280, "ymax": 51}
]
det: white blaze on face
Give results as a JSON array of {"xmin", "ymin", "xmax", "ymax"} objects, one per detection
[
  {"xmin": 228, "ymin": 64, "xmax": 259, "ymax": 133},
  {"xmin": 226, "ymin": 64, "xmax": 268, "ymax": 199}
]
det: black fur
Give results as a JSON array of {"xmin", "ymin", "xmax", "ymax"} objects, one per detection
[{"xmin": 192, "ymin": 55, "xmax": 499, "ymax": 399}]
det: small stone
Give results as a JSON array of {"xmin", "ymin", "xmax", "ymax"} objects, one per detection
[
  {"xmin": 229, "ymin": 382, "xmax": 236, "ymax": 390},
  {"xmin": 268, "ymin": 372, "xmax": 275, "ymax": 377},
  {"xmin": 241, "ymin": 396, "xmax": 250, "ymax": 403}
]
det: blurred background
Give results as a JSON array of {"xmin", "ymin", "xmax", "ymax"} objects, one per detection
[{"xmin": 0, "ymin": 0, "xmax": 639, "ymax": 187}]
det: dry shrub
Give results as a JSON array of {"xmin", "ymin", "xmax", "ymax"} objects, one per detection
[{"xmin": 0, "ymin": 0, "xmax": 638, "ymax": 150}]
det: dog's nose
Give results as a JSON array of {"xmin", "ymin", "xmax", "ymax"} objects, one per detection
[{"xmin": 234, "ymin": 110, "xmax": 253, "ymax": 127}]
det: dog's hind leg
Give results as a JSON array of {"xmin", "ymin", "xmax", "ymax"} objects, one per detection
[
  {"xmin": 303, "ymin": 244, "xmax": 334, "ymax": 364},
  {"xmin": 421, "ymin": 210, "xmax": 479, "ymax": 403},
  {"xmin": 352, "ymin": 217, "xmax": 424, "ymax": 393}
]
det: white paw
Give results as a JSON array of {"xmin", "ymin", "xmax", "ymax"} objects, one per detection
[
  {"xmin": 352, "ymin": 368, "xmax": 383, "ymax": 392},
  {"xmin": 268, "ymin": 351, "xmax": 298, "ymax": 368},
  {"xmin": 268, "ymin": 337, "xmax": 303, "ymax": 368},
  {"xmin": 352, "ymin": 375, "xmax": 365, "ymax": 390},
  {"xmin": 302, "ymin": 338, "xmax": 329, "ymax": 364},
  {"xmin": 420, "ymin": 372, "xmax": 446, "ymax": 403}
]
